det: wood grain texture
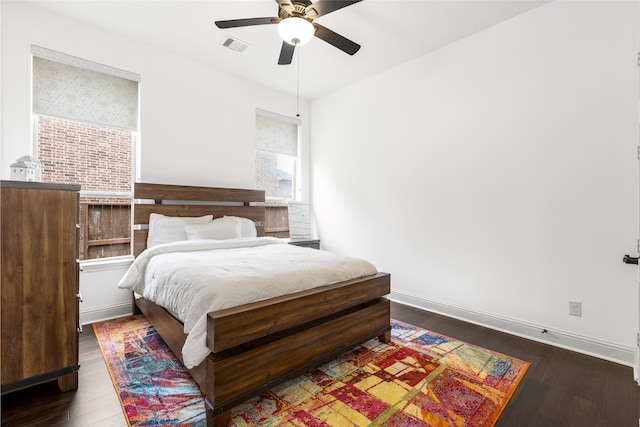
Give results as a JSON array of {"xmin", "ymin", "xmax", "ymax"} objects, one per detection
[
  {"xmin": 83, "ymin": 203, "xmax": 131, "ymax": 259},
  {"xmin": 207, "ymin": 299, "xmax": 390, "ymax": 412},
  {"xmin": 1, "ymin": 182, "xmax": 80, "ymax": 393},
  {"xmin": 133, "ymin": 205, "xmax": 266, "ymax": 225},
  {"xmin": 208, "ymin": 272, "xmax": 390, "ymax": 352},
  {"xmin": 134, "ymin": 183, "xmax": 264, "ymax": 204},
  {"xmin": 132, "ymin": 183, "xmax": 267, "ymax": 256}
]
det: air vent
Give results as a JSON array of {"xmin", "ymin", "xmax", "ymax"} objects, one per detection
[{"xmin": 221, "ymin": 36, "xmax": 250, "ymax": 53}]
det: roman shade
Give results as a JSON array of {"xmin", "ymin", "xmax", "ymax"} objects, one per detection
[
  {"xmin": 31, "ymin": 45, "xmax": 140, "ymax": 130},
  {"xmin": 255, "ymin": 110, "xmax": 299, "ymax": 157}
]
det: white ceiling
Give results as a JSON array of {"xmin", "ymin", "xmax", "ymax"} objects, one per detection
[{"xmin": 29, "ymin": 0, "xmax": 547, "ymax": 99}]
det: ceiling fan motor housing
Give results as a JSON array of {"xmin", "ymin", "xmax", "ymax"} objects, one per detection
[{"xmin": 279, "ymin": 1, "xmax": 314, "ymax": 20}]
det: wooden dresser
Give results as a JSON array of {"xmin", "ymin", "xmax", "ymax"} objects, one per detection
[{"xmin": 1, "ymin": 181, "xmax": 81, "ymax": 394}]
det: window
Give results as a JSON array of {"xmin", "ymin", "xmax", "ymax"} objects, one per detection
[
  {"xmin": 255, "ymin": 110, "xmax": 300, "ymax": 201},
  {"xmin": 31, "ymin": 46, "xmax": 139, "ymax": 260}
]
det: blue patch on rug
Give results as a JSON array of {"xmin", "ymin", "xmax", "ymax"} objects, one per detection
[{"xmin": 414, "ymin": 333, "xmax": 448, "ymax": 346}]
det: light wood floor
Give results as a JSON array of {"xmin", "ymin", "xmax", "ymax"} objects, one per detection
[{"xmin": 2, "ymin": 301, "xmax": 639, "ymax": 426}]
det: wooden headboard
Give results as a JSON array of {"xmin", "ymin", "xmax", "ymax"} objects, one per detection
[{"xmin": 133, "ymin": 183, "xmax": 266, "ymax": 256}]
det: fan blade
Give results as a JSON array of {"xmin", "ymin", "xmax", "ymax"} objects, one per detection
[
  {"xmin": 278, "ymin": 42, "xmax": 296, "ymax": 65},
  {"xmin": 313, "ymin": 24, "xmax": 360, "ymax": 55},
  {"xmin": 306, "ymin": 0, "xmax": 362, "ymax": 19},
  {"xmin": 215, "ymin": 17, "xmax": 279, "ymax": 29}
]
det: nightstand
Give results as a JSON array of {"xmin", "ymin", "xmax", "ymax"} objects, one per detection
[{"xmin": 285, "ymin": 237, "xmax": 320, "ymax": 250}]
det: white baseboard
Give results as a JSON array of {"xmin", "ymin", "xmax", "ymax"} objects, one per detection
[
  {"xmin": 390, "ymin": 290, "xmax": 635, "ymax": 367},
  {"xmin": 635, "ymin": 346, "xmax": 640, "ymax": 384},
  {"xmin": 80, "ymin": 302, "xmax": 133, "ymax": 326}
]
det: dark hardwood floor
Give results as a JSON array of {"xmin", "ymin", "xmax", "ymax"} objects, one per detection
[
  {"xmin": 2, "ymin": 301, "xmax": 638, "ymax": 426},
  {"xmin": 1, "ymin": 326, "xmax": 127, "ymax": 427}
]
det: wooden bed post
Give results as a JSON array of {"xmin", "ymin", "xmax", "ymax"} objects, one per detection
[{"xmin": 206, "ymin": 406, "xmax": 230, "ymax": 427}]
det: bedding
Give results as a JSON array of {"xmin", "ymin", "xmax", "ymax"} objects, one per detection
[
  {"xmin": 185, "ymin": 220, "xmax": 241, "ymax": 240},
  {"xmin": 118, "ymin": 237, "xmax": 378, "ymax": 368},
  {"xmin": 221, "ymin": 216, "xmax": 257, "ymax": 237},
  {"xmin": 146, "ymin": 213, "xmax": 213, "ymax": 247}
]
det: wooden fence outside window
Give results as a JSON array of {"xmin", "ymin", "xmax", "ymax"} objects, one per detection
[
  {"xmin": 79, "ymin": 202, "xmax": 131, "ymax": 260},
  {"xmin": 79, "ymin": 203, "xmax": 290, "ymax": 260}
]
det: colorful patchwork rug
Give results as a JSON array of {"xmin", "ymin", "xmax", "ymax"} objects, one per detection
[{"xmin": 93, "ymin": 315, "xmax": 529, "ymax": 427}]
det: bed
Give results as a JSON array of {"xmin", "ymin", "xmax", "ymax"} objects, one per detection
[{"xmin": 124, "ymin": 183, "xmax": 391, "ymax": 426}]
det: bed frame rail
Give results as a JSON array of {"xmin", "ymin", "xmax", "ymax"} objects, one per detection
[{"xmin": 208, "ymin": 272, "xmax": 390, "ymax": 352}]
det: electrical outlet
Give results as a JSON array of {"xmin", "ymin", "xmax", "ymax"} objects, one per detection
[{"xmin": 569, "ymin": 301, "xmax": 582, "ymax": 317}]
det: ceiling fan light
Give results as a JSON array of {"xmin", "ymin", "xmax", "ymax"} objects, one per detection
[{"xmin": 277, "ymin": 17, "xmax": 314, "ymax": 46}]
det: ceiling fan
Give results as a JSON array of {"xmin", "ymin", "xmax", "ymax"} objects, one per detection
[{"xmin": 215, "ymin": 0, "xmax": 362, "ymax": 65}]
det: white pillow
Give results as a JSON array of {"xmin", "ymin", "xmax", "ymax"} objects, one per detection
[
  {"xmin": 184, "ymin": 219, "xmax": 242, "ymax": 240},
  {"xmin": 147, "ymin": 213, "xmax": 213, "ymax": 247},
  {"xmin": 221, "ymin": 216, "xmax": 257, "ymax": 238}
]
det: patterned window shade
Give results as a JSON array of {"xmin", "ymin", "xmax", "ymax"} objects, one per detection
[
  {"xmin": 255, "ymin": 112, "xmax": 299, "ymax": 157},
  {"xmin": 31, "ymin": 46, "xmax": 139, "ymax": 130}
]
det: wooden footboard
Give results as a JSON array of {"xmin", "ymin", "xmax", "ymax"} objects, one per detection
[
  {"xmin": 206, "ymin": 298, "xmax": 390, "ymax": 421},
  {"xmin": 206, "ymin": 272, "xmax": 390, "ymax": 417},
  {"xmin": 207, "ymin": 272, "xmax": 390, "ymax": 352},
  {"xmin": 135, "ymin": 272, "xmax": 391, "ymax": 427}
]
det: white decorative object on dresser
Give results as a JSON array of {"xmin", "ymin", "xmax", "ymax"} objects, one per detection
[{"xmin": 9, "ymin": 155, "xmax": 42, "ymax": 182}]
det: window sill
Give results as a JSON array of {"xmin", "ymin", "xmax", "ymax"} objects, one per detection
[{"xmin": 79, "ymin": 255, "xmax": 134, "ymax": 272}]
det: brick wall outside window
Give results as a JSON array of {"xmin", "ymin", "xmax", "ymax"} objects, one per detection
[
  {"xmin": 255, "ymin": 150, "xmax": 294, "ymax": 200},
  {"xmin": 37, "ymin": 115, "xmax": 132, "ymax": 193}
]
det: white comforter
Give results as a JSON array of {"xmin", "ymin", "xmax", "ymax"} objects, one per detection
[{"xmin": 117, "ymin": 237, "xmax": 378, "ymax": 368}]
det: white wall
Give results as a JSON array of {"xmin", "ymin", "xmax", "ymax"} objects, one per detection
[
  {"xmin": 310, "ymin": 1, "xmax": 639, "ymax": 365},
  {"xmin": 1, "ymin": 1, "xmax": 310, "ymax": 323},
  {"xmin": 78, "ymin": 262, "xmax": 132, "ymax": 325}
]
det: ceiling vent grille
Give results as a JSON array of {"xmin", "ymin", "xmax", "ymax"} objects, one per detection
[{"xmin": 221, "ymin": 36, "xmax": 250, "ymax": 53}]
